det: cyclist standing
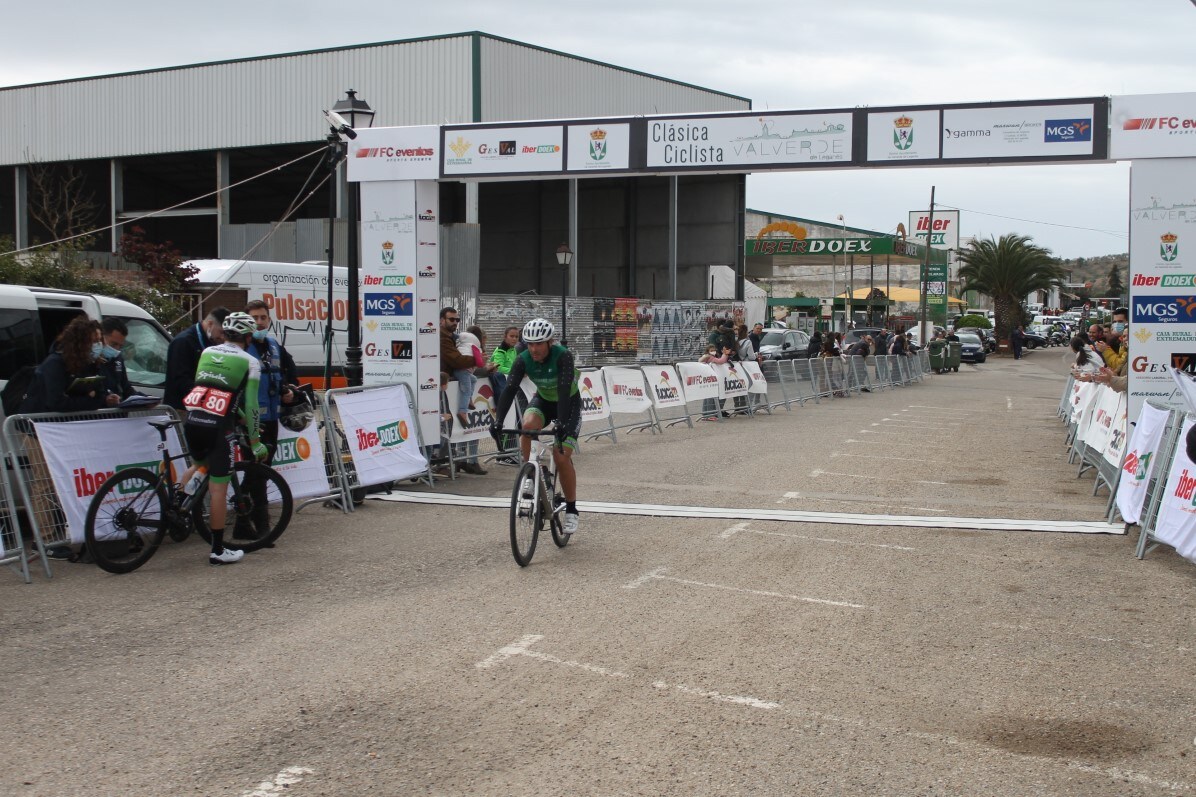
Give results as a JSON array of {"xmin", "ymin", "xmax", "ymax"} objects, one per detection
[
  {"xmin": 175, "ymin": 312, "xmax": 270, "ymax": 565},
  {"xmin": 491, "ymin": 318, "xmax": 582, "ymax": 534}
]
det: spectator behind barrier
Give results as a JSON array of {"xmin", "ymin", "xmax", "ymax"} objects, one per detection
[
  {"xmin": 19, "ymin": 315, "xmax": 111, "ymax": 414},
  {"xmin": 98, "ymin": 317, "xmax": 136, "ymax": 401},
  {"xmin": 698, "ymin": 343, "xmax": 729, "ymax": 420},
  {"xmin": 164, "ymin": 307, "xmax": 230, "ymax": 409}
]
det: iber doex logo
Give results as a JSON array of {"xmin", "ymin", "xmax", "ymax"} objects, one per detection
[{"xmin": 356, "ymin": 421, "xmax": 407, "ymax": 450}]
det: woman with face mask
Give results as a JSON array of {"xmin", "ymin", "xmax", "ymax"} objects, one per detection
[{"xmin": 18, "ymin": 315, "xmax": 110, "ymax": 414}]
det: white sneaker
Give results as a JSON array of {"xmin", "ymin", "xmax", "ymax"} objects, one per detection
[
  {"xmin": 209, "ymin": 548, "xmax": 245, "ymax": 565},
  {"xmin": 562, "ymin": 512, "xmax": 579, "ymax": 534}
]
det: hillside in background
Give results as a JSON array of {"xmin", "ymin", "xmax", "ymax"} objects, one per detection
[{"xmin": 1057, "ymin": 253, "xmax": 1128, "ymax": 298}]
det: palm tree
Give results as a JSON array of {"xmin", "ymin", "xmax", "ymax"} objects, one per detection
[{"xmin": 957, "ymin": 234, "xmax": 1065, "ymax": 350}]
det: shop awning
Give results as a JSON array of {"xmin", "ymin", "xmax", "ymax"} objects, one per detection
[{"xmin": 837, "ymin": 286, "xmax": 966, "ymax": 305}]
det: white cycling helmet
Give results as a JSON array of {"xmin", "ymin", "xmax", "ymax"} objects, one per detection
[
  {"xmin": 522, "ymin": 318, "xmax": 555, "ymax": 343},
  {"xmin": 222, "ymin": 311, "xmax": 257, "ymax": 338}
]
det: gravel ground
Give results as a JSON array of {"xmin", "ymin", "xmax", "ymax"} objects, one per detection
[{"xmin": 2, "ymin": 348, "xmax": 1194, "ymax": 797}]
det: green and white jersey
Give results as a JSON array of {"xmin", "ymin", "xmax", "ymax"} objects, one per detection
[{"xmin": 183, "ymin": 343, "xmax": 261, "ymax": 439}]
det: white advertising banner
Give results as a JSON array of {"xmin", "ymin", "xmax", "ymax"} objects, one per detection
[
  {"xmin": 273, "ymin": 420, "xmax": 329, "ymax": 501},
  {"xmin": 446, "ymin": 380, "xmax": 498, "ymax": 444},
  {"xmin": 1111, "ymin": 93, "xmax": 1196, "ymax": 160},
  {"xmin": 34, "ymin": 416, "xmax": 184, "ymax": 544},
  {"xmin": 646, "ymin": 112, "xmax": 853, "ymax": 169},
  {"xmin": 867, "ymin": 110, "xmax": 941, "ymax": 162},
  {"xmin": 711, "ymin": 362, "xmax": 750, "ymax": 399},
  {"xmin": 941, "ymin": 103, "xmax": 1096, "ymax": 159},
  {"xmin": 336, "ymin": 385, "xmax": 427, "ymax": 486},
  {"xmin": 442, "ymin": 125, "xmax": 564, "ymax": 176},
  {"xmin": 1070, "ymin": 380, "xmax": 1097, "ymax": 424},
  {"xmin": 601, "ymin": 367, "xmax": 652, "ymax": 413},
  {"xmin": 1115, "ymin": 401, "xmax": 1169, "ymax": 524},
  {"xmin": 907, "ymin": 210, "xmax": 960, "ymax": 250},
  {"xmin": 567, "ymin": 123, "xmax": 631, "ymax": 172},
  {"xmin": 642, "ymin": 365, "xmax": 687, "ymax": 409},
  {"xmin": 739, "ymin": 360, "xmax": 769, "ymax": 394},
  {"xmin": 1127, "ymin": 157, "xmax": 1196, "ymax": 421},
  {"xmin": 347, "ymin": 126, "xmax": 440, "ymax": 181},
  {"xmin": 676, "ymin": 362, "xmax": 720, "ymax": 403},
  {"xmin": 1083, "ymin": 386, "xmax": 1121, "ymax": 452},
  {"xmin": 1149, "ymin": 416, "xmax": 1196, "ymax": 563},
  {"xmin": 1102, "ymin": 392, "xmax": 1129, "ymax": 469},
  {"xmin": 577, "ymin": 372, "xmax": 611, "ymax": 421}
]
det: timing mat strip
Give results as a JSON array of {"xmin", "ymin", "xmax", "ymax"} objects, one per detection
[{"xmin": 371, "ymin": 492, "xmax": 1123, "ymax": 535}]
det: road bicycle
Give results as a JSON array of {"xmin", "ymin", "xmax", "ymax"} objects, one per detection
[
  {"xmin": 83, "ymin": 418, "xmax": 293, "ymax": 574},
  {"xmin": 501, "ymin": 426, "xmax": 571, "ymax": 567}
]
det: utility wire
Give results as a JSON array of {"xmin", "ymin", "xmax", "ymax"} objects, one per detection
[{"xmin": 936, "ymin": 203, "xmax": 1128, "ymax": 239}]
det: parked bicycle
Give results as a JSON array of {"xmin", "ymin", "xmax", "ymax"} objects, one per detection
[
  {"xmin": 83, "ymin": 418, "xmax": 293, "ymax": 574},
  {"xmin": 501, "ymin": 425, "xmax": 571, "ymax": 567}
]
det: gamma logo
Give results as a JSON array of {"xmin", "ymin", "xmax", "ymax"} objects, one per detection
[
  {"xmin": 1132, "ymin": 295, "xmax": 1196, "ymax": 324},
  {"xmin": 1044, "ymin": 119, "xmax": 1091, "ymax": 142}
]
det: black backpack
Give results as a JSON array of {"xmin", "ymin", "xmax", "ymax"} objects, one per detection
[{"xmin": 1, "ymin": 365, "xmax": 37, "ymax": 416}]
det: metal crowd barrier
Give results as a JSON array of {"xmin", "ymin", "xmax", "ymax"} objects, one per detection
[
  {"xmin": 807, "ymin": 358, "xmax": 835, "ymax": 401},
  {"xmin": 757, "ymin": 360, "xmax": 801, "ymax": 411},
  {"xmin": 918, "ymin": 349, "xmax": 933, "ymax": 376},
  {"xmin": 1057, "ymin": 374, "xmax": 1076, "ymax": 421},
  {"xmin": 847, "ymin": 355, "xmax": 873, "ymax": 394},
  {"xmin": 0, "ymin": 432, "xmax": 32, "ymax": 583},
  {"xmin": 1, "ymin": 405, "xmax": 184, "ymax": 581}
]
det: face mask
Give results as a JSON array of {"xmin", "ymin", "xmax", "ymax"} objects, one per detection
[
  {"xmin": 252, "ymin": 329, "xmax": 269, "ymax": 341},
  {"xmin": 91, "ymin": 342, "xmax": 104, "ymax": 361},
  {"xmin": 1112, "ymin": 323, "xmax": 1125, "ymax": 334},
  {"xmin": 101, "ymin": 345, "xmax": 121, "ymax": 360}
]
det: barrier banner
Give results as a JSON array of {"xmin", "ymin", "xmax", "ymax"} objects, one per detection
[
  {"xmin": 34, "ymin": 417, "xmax": 184, "ymax": 544},
  {"xmin": 642, "ymin": 365, "xmax": 686, "ymax": 409},
  {"xmin": 447, "ymin": 380, "xmax": 498, "ymax": 443},
  {"xmin": 274, "ymin": 419, "xmax": 329, "ymax": 501},
  {"xmin": 602, "ymin": 367, "xmax": 652, "ymax": 413},
  {"xmin": 336, "ymin": 385, "xmax": 427, "ymax": 486},
  {"xmin": 1117, "ymin": 402, "xmax": 1170, "ymax": 524},
  {"xmin": 676, "ymin": 362, "xmax": 720, "ymax": 403},
  {"xmin": 1149, "ymin": 415, "xmax": 1196, "ymax": 563},
  {"xmin": 739, "ymin": 360, "xmax": 769, "ymax": 394},
  {"xmin": 1103, "ymin": 393, "xmax": 1129, "ymax": 468},
  {"xmin": 711, "ymin": 362, "xmax": 750, "ymax": 399},
  {"xmin": 578, "ymin": 372, "xmax": 611, "ymax": 421},
  {"xmin": 1071, "ymin": 381, "xmax": 1096, "ymax": 424},
  {"xmin": 1084, "ymin": 386, "xmax": 1121, "ymax": 452}
]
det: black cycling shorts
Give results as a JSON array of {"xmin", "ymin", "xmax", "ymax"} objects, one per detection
[
  {"xmin": 526, "ymin": 393, "xmax": 582, "ymax": 448},
  {"xmin": 183, "ymin": 423, "xmax": 237, "ymax": 484}
]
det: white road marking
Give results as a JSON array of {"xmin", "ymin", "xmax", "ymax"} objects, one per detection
[
  {"xmin": 881, "ymin": 417, "xmax": 961, "ymax": 426},
  {"xmin": 811, "ymin": 468, "xmax": 948, "ymax": 486},
  {"xmin": 374, "ymin": 493, "xmax": 1124, "ymax": 534},
  {"xmin": 719, "ymin": 521, "xmax": 750, "ymax": 539},
  {"xmin": 1007, "ymin": 395, "xmax": 1014, "ymax": 411},
  {"xmin": 907, "ymin": 404, "xmax": 979, "ymax": 414},
  {"xmin": 776, "ymin": 491, "xmax": 802, "ymax": 504},
  {"xmin": 242, "ymin": 767, "xmax": 315, "ymax": 797},
  {"xmin": 732, "ymin": 526, "xmax": 918, "ymax": 552},
  {"xmin": 626, "ymin": 567, "xmax": 868, "ymax": 609},
  {"xmin": 479, "ymin": 635, "xmax": 774, "ymax": 710},
  {"xmin": 989, "ymin": 623, "xmax": 1191, "ymax": 654}
]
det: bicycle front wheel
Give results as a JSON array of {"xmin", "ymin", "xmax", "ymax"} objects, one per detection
[
  {"xmin": 84, "ymin": 468, "xmax": 168, "ymax": 574},
  {"xmin": 193, "ymin": 462, "xmax": 293, "ymax": 552},
  {"xmin": 548, "ymin": 476, "xmax": 570, "ymax": 548},
  {"xmin": 509, "ymin": 462, "xmax": 540, "ymax": 567}
]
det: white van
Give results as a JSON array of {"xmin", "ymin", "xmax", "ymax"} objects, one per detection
[
  {"xmin": 187, "ymin": 259, "xmax": 354, "ymax": 384},
  {"xmin": 0, "ymin": 284, "xmax": 172, "ymax": 396}
]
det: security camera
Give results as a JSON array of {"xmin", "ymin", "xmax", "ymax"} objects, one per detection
[{"xmin": 323, "ymin": 109, "xmax": 357, "ymax": 140}]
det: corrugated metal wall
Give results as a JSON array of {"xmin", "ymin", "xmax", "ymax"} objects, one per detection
[
  {"xmin": 218, "ymin": 219, "xmax": 346, "ymax": 263},
  {"xmin": 0, "ymin": 37, "xmax": 474, "ymax": 165},
  {"xmin": 479, "ymin": 38, "xmax": 750, "ymax": 122},
  {"xmin": 441, "ymin": 223, "xmax": 482, "ymax": 327}
]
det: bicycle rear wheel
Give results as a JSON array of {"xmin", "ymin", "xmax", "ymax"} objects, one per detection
[
  {"xmin": 84, "ymin": 468, "xmax": 168, "ymax": 574},
  {"xmin": 509, "ymin": 462, "xmax": 540, "ymax": 567},
  {"xmin": 193, "ymin": 462, "xmax": 293, "ymax": 552}
]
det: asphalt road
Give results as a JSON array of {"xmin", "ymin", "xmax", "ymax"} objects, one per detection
[{"xmin": 3, "ymin": 348, "xmax": 1194, "ymax": 797}]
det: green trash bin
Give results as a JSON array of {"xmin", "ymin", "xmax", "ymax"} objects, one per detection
[
  {"xmin": 945, "ymin": 341, "xmax": 962, "ymax": 372},
  {"xmin": 927, "ymin": 339, "xmax": 947, "ymax": 373}
]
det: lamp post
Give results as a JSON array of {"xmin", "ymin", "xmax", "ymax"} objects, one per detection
[
  {"xmin": 556, "ymin": 243, "xmax": 573, "ymax": 346},
  {"xmin": 836, "ymin": 214, "xmax": 847, "ymax": 331},
  {"xmin": 329, "ymin": 89, "xmax": 375, "ymax": 388}
]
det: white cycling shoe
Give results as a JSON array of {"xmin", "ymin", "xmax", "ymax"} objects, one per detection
[
  {"xmin": 209, "ymin": 548, "xmax": 245, "ymax": 565},
  {"xmin": 562, "ymin": 512, "xmax": 579, "ymax": 535}
]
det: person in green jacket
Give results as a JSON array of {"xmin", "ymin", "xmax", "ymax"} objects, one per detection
[{"xmin": 489, "ymin": 326, "xmax": 521, "ymax": 383}]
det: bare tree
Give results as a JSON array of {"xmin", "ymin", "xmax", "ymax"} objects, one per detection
[{"xmin": 25, "ymin": 161, "xmax": 101, "ymax": 246}]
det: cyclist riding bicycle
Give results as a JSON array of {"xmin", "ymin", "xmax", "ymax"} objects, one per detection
[
  {"xmin": 175, "ymin": 311, "xmax": 270, "ymax": 565},
  {"xmin": 491, "ymin": 318, "xmax": 581, "ymax": 534}
]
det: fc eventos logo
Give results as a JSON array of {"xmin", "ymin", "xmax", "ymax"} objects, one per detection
[
  {"xmin": 1044, "ymin": 118, "xmax": 1092, "ymax": 142},
  {"xmin": 1132, "ymin": 295, "xmax": 1196, "ymax": 324},
  {"xmin": 363, "ymin": 292, "xmax": 413, "ymax": 317}
]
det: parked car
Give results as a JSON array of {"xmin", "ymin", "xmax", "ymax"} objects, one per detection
[
  {"xmin": 956, "ymin": 327, "xmax": 997, "ymax": 353},
  {"xmin": 841, "ymin": 327, "xmax": 884, "ymax": 349},
  {"xmin": 756, "ymin": 328, "xmax": 811, "ymax": 360},
  {"xmin": 1022, "ymin": 328, "xmax": 1050, "ymax": 349},
  {"xmin": 957, "ymin": 333, "xmax": 987, "ymax": 364}
]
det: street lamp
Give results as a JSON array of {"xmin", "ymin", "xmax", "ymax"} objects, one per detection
[
  {"xmin": 556, "ymin": 243, "xmax": 573, "ymax": 346},
  {"xmin": 836, "ymin": 214, "xmax": 847, "ymax": 332},
  {"xmin": 326, "ymin": 89, "xmax": 375, "ymax": 388}
]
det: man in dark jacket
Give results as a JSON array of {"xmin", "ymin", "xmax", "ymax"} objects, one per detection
[
  {"xmin": 98, "ymin": 317, "xmax": 135, "ymax": 401},
  {"xmin": 164, "ymin": 308, "xmax": 229, "ymax": 410}
]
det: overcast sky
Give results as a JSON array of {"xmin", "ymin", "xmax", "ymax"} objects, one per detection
[{"xmin": 3, "ymin": 0, "xmax": 1194, "ymax": 259}]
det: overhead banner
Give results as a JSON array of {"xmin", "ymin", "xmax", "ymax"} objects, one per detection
[
  {"xmin": 1115, "ymin": 401, "xmax": 1169, "ymax": 524},
  {"xmin": 646, "ymin": 112, "xmax": 853, "ymax": 169},
  {"xmin": 348, "ymin": 125, "xmax": 439, "ymax": 182},
  {"xmin": 567, "ymin": 123, "xmax": 631, "ymax": 172},
  {"xmin": 867, "ymin": 109, "xmax": 941, "ymax": 162},
  {"xmin": 1149, "ymin": 415, "xmax": 1196, "ymax": 564},
  {"xmin": 1127, "ymin": 157, "xmax": 1196, "ymax": 420},
  {"xmin": 1111, "ymin": 93, "xmax": 1196, "ymax": 160},
  {"xmin": 273, "ymin": 418, "xmax": 330, "ymax": 501},
  {"xmin": 34, "ymin": 416, "xmax": 184, "ymax": 544},
  {"xmin": 941, "ymin": 102, "xmax": 1098, "ymax": 160},
  {"xmin": 442, "ymin": 124, "xmax": 563, "ymax": 176},
  {"xmin": 336, "ymin": 384, "xmax": 428, "ymax": 486}
]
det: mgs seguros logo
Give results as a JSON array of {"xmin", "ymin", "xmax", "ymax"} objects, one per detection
[
  {"xmin": 1043, "ymin": 118, "xmax": 1091, "ymax": 143},
  {"xmin": 363, "ymin": 292, "xmax": 413, "ymax": 317},
  {"xmin": 1131, "ymin": 295, "xmax": 1196, "ymax": 324}
]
